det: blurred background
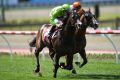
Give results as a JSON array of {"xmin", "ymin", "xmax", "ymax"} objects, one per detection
[
  {"xmin": 0, "ymin": 0, "xmax": 120, "ymax": 30},
  {"xmin": 0, "ymin": 1, "xmax": 120, "ymax": 79},
  {"xmin": 0, "ymin": 0, "xmax": 120, "ymax": 54}
]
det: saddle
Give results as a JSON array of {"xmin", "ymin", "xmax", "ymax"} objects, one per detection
[{"xmin": 42, "ymin": 24, "xmax": 61, "ymax": 46}]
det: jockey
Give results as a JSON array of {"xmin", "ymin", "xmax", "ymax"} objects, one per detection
[
  {"xmin": 71, "ymin": 1, "xmax": 85, "ymax": 27},
  {"xmin": 48, "ymin": 4, "xmax": 71, "ymax": 38},
  {"xmin": 48, "ymin": 2, "xmax": 85, "ymax": 38},
  {"xmin": 72, "ymin": 1, "xmax": 85, "ymax": 20},
  {"xmin": 29, "ymin": 4, "xmax": 70, "ymax": 47}
]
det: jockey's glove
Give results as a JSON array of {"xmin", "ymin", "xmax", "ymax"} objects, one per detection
[{"xmin": 54, "ymin": 19, "xmax": 63, "ymax": 27}]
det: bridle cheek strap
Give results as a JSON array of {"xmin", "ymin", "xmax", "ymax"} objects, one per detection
[{"xmin": 80, "ymin": 14, "xmax": 84, "ymax": 22}]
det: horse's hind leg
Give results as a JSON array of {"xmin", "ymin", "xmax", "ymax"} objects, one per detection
[
  {"xmin": 34, "ymin": 48, "xmax": 40, "ymax": 73},
  {"xmin": 34, "ymin": 44, "xmax": 45, "ymax": 74},
  {"xmin": 79, "ymin": 49, "xmax": 88, "ymax": 68},
  {"xmin": 53, "ymin": 54, "xmax": 60, "ymax": 78}
]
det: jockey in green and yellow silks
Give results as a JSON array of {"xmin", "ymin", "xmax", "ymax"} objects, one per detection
[
  {"xmin": 48, "ymin": 2, "xmax": 85, "ymax": 38},
  {"xmin": 48, "ymin": 4, "xmax": 71, "ymax": 38}
]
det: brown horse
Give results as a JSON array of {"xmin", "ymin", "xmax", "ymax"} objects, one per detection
[
  {"xmin": 60, "ymin": 9, "xmax": 99, "ymax": 74},
  {"xmin": 74, "ymin": 10, "xmax": 98, "ymax": 67},
  {"xmin": 34, "ymin": 12, "xmax": 78, "ymax": 78}
]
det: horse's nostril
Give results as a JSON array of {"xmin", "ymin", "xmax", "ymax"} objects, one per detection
[
  {"xmin": 96, "ymin": 22, "xmax": 99, "ymax": 25},
  {"xmin": 94, "ymin": 24, "xmax": 98, "ymax": 29}
]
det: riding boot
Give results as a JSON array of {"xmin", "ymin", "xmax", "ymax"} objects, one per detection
[
  {"xmin": 48, "ymin": 25, "xmax": 56, "ymax": 48},
  {"xmin": 29, "ymin": 37, "xmax": 36, "ymax": 47},
  {"xmin": 48, "ymin": 25, "xmax": 56, "ymax": 39}
]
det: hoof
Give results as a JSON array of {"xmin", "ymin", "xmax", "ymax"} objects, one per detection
[
  {"xmin": 75, "ymin": 62, "xmax": 81, "ymax": 67},
  {"xmin": 72, "ymin": 69, "xmax": 77, "ymax": 74},
  {"xmin": 60, "ymin": 62, "xmax": 65, "ymax": 69},
  {"xmin": 65, "ymin": 65, "xmax": 73, "ymax": 70},
  {"xmin": 34, "ymin": 70, "xmax": 39, "ymax": 73},
  {"xmin": 33, "ymin": 70, "xmax": 42, "ymax": 77},
  {"xmin": 53, "ymin": 75, "xmax": 57, "ymax": 78},
  {"xmin": 38, "ymin": 72, "xmax": 42, "ymax": 77},
  {"xmin": 34, "ymin": 68, "xmax": 40, "ymax": 73},
  {"xmin": 71, "ymin": 73, "xmax": 77, "ymax": 77}
]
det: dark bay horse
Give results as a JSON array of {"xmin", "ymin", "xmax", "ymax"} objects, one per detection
[
  {"xmin": 34, "ymin": 12, "xmax": 78, "ymax": 78},
  {"xmin": 59, "ymin": 10, "xmax": 99, "ymax": 73},
  {"xmin": 74, "ymin": 10, "xmax": 99, "ymax": 68}
]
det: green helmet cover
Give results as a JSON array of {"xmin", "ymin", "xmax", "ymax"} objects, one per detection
[{"xmin": 62, "ymin": 4, "xmax": 70, "ymax": 10}]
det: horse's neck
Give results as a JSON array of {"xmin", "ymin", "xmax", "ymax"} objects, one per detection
[
  {"xmin": 63, "ymin": 16, "xmax": 76, "ymax": 37},
  {"xmin": 64, "ymin": 25, "xmax": 75, "ymax": 34},
  {"xmin": 76, "ymin": 28, "xmax": 86, "ymax": 37},
  {"xmin": 62, "ymin": 14, "xmax": 76, "ymax": 38}
]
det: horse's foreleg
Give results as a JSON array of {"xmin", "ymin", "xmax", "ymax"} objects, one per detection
[
  {"xmin": 53, "ymin": 54, "xmax": 60, "ymax": 78},
  {"xmin": 75, "ymin": 53, "xmax": 81, "ymax": 67},
  {"xmin": 66, "ymin": 54, "xmax": 77, "ymax": 74},
  {"xmin": 71, "ymin": 68, "xmax": 77, "ymax": 74},
  {"xmin": 79, "ymin": 49, "xmax": 87, "ymax": 68},
  {"xmin": 66, "ymin": 54, "xmax": 73, "ymax": 70},
  {"xmin": 60, "ymin": 54, "xmax": 74, "ymax": 71}
]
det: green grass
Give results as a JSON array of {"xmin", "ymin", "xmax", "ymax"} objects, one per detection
[{"xmin": 0, "ymin": 54, "xmax": 120, "ymax": 80}]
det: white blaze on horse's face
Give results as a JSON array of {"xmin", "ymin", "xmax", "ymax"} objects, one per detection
[
  {"xmin": 76, "ymin": 19, "xmax": 82, "ymax": 29},
  {"xmin": 92, "ymin": 17, "xmax": 99, "ymax": 25},
  {"xmin": 91, "ymin": 17, "xmax": 99, "ymax": 29}
]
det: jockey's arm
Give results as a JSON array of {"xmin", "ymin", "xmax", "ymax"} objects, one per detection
[
  {"xmin": 50, "ymin": 17, "xmax": 63, "ymax": 27},
  {"xmin": 50, "ymin": 18, "xmax": 56, "ymax": 26}
]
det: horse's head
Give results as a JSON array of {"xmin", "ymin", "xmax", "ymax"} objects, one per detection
[{"xmin": 82, "ymin": 9, "xmax": 99, "ymax": 29}]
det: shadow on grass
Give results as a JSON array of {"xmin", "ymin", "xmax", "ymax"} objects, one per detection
[{"xmin": 62, "ymin": 74, "xmax": 120, "ymax": 79}]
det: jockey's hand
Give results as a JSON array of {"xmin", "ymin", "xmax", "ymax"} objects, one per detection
[
  {"xmin": 54, "ymin": 19, "xmax": 63, "ymax": 27},
  {"xmin": 54, "ymin": 19, "xmax": 63, "ymax": 26},
  {"xmin": 56, "ymin": 23, "xmax": 63, "ymax": 27}
]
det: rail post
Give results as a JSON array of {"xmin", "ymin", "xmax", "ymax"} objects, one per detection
[{"xmin": 0, "ymin": 35, "xmax": 13, "ymax": 60}]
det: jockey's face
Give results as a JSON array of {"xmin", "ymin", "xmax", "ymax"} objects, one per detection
[{"xmin": 74, "ymin": 6, "xmax": 81, "ymax": 11}]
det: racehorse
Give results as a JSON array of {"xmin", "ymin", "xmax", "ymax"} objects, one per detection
[
  {"xmin": 34, "ymin": 11, "xmax": 79, "ymax": 78},
  {"xmin": 74, "ymin": 9, "xmax": 98, "ymax": 68},
  {"xmin": 60, "ymin": 9, "xmax": 99, "ymax": 74}
]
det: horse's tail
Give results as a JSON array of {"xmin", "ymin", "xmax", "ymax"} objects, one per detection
[{"xmin": 36, "ymin": 25, "xmax": 45, "ymax": 48}]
